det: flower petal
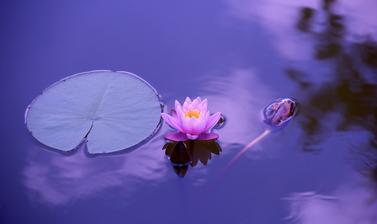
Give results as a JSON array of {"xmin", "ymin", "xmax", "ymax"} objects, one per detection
[
  {"xmin": 184, "ymin": 97, "xmax": 192, "ymax": 104},
  {"xmin": 191, "ymin": 97, "xmax": 201, "ymax": 109},
  {"xmin": 205, "ymin": 112, "xmax": 222, "ymax": 130},
  {"xmin": 182, "ymin": 102, "xmax": 189, "ymax": 111},
  {"xmin": 170, "ymin": 109, "xmax": 177, "ymax": 118},
  {"xmin": 190, "ymin": 115, "xmax": 207, "ymax": 134},
  {"xmin": 198, "ymin": 98, "xmax": 208, "ymax": 112},
  {"xmin": 161, "ymin": 113, "xmax": 183, "ymax": 132},
  {"xmin": 186, "ymin": 134, "xmax": 199, "ymax": 140},
  {"xmin": 175, "ymin": 103, "xmax": 185, "ymax": 120},
  {"xmin": 197, "ymin": 132, "xmax": 219, "ymax": 140},
  {"xmin": 164, "ymin": 132, "xmax": 188, "ymax": 141},
  {"xmin": 180, "ymin": 116, "xmax": 194, "ymax": 133},
  {"xmin": 183, "ymin": 97, "xmax": 192, "ymax": 111},
  {"xmin": 175, "ymin": 100, "xmax": 182, "ymax": 112}
]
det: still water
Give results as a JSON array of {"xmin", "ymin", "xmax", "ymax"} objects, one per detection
[{"xmin": 1, "ymin": 0, "xmax": 376, "ymax": 223}]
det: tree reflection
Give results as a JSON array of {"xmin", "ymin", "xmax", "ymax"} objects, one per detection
[
  {"xmin": 288, "ymin": 0, "xmax": 377, "ymax": 179},
  {"xmin": 163, "ymin": 140, "xmax": 222, "ymax": 177}
]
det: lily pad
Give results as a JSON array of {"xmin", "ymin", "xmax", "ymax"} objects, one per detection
[{"xmin": 25, "ymin": 70, "xmax": 163, "ymax": 154}]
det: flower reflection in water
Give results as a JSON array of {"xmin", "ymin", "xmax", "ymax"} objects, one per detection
[{"xmin": 163, "ymin": 140, "xmax": 222, "ymax": 177}]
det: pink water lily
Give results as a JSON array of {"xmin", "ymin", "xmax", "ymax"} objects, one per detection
[{"xmin": 161, "ymin": 97, "xmax": 221, "ymax": 141}]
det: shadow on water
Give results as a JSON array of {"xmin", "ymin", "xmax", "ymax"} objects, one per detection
[
  {"xmin": 283, "ymin": 2, "xmax": 377, "ymax": 222},
  {"xmin": 163, "ymin": 140, "xmax": 222, "ymax": 177},
  {"xmin": 286, "ymin": 0, "xmax": 377, "ymax": 177}
]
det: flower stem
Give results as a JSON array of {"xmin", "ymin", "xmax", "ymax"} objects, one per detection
[{"xmin": 225, "ymin": 129, "xmax": 271, "ymax": 170}]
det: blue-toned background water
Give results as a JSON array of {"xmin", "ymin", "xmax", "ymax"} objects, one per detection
[{"xmin": 1, "ymin": 0, "xmax": 377, "ymax": 223}]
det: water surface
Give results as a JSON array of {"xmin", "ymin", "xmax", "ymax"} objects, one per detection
[{"xmin": 1, "ymin": 0, "xmax": 377, "ymax": 223}]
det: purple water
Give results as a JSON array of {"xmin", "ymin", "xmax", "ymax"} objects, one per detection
[{"xmin": 1, "ymin": 0, "xmax": 377, "ymax": 223}]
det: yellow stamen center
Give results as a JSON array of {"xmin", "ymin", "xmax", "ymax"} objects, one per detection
[{"xmin": 185, "ymin": 110, "xmax": 200, "ymax": 119}]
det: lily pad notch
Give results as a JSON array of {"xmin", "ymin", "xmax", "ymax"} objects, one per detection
[{"xmin": 25, "ymin": 70, "xmax": 163, "ymax": 154}]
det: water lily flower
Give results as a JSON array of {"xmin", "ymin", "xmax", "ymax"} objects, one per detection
[{"xmin": 161, "ymin": 97, "xmax": 221, "ymax": 141}]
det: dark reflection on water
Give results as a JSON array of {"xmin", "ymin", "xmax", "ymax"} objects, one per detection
[
  {"xmin": 284, "ymin": 1, "xmax": 377, "ymax": 222},
  {"xmin": 163, "ymin": 140, "xmax": 222, "ymax": 177},
  {"xmin": 287, "ymin": 0, "xmax": 377, "ymax": 155}
]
